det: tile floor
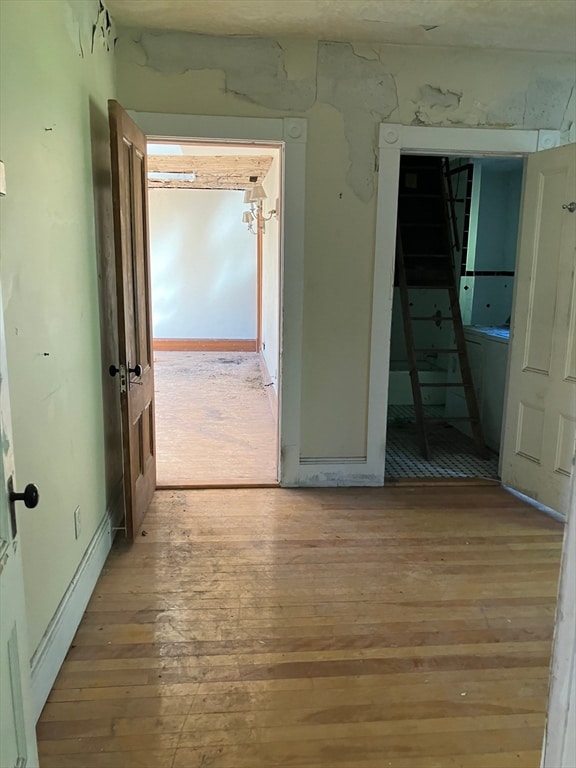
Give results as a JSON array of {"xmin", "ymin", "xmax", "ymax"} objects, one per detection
[{"xmin": 385, "ymin": 405, "xmax": 500, "ymax": 480}]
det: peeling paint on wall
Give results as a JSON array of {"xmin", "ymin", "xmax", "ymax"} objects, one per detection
[
  {"xmin": 487, "ymin": 77, "xmax": 575, "ymax": 130},
  {"xmin": 136, "ymin": 32, "xmax": 400, "ymax": 200},
  {"xmin": 415, "ymin": 84, "xmax": 462, "ymax": 124},
  {"xmin": 524, "ymin": 76, "xmax": 575, "ymax": 128},
  {"xmin": 64, "ymin": 0, "xmax": 115, "ymax": 58},
  {"xmin": 317, "ymin": 42, "xmax": 397, "ymax": 201},
  {"xmin": 122, "ymin": 28, "xmax": 576, "ymax": 201},
  {"xmin": 561, "ymin": 86, "xmax": 575, "ymax": 142},
  {"xmin": 139, "ymin": 31, "xmax": 316, "ymax": 111}
]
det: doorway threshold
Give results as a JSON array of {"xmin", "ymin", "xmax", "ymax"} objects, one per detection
[
  {"xmin": 385, "ymin": 477, "xmax": 500, "ymax": 487},
  {"xmin": 157, "ymin": 482, "xmax": 280, "ymax": 490}
]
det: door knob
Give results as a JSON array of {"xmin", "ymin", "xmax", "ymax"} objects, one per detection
[
  {"xmin": 562, "ymin": 201, "xmax": 576, "ymax": 213},
  {"xmin": 10, "ymin": 483, "xmax": 39, "ymax": 509},
  {"xmin": 109, "ymin": 364, "xmax": 141, "ymax": 377}
]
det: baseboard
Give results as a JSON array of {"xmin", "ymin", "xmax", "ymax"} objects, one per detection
[
  {"xmin": 294, "ymin": 457, "xmax": 383, "ymax": 487},
  {"xmin": 30, "ymin": 487, "xmax": 123, "ymax": 721},
  {"xmin": 258, "ymin": 352, "xmax": 278, "ymax": 420},
  {"xmin": 154, "ymin": 338, "xmax": 257, "ymax": 352},
  {"xmin": 503, "ymin": 485, "xmax": 566, "ymax": 523}
]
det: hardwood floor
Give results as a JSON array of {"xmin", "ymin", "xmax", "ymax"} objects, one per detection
[
  {"xmin": 154, "ymin": 351, "xmax": 277, "ymax": 487},
  {"xmin": 37, "ymin": 486, "xmax": 563, "ymax": 767}
]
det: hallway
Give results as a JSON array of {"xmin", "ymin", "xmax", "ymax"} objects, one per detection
[
  {"xmin": 154, "ymin": 351, "xmax": 277, "ymax": 486},
  {"xmin": 37, "ymin": 486, "xmax": 562, "ymax": 767}
]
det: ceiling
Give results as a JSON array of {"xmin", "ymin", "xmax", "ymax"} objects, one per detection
[
  {"xmin": 147, "ymin": 142, "xmax": 276, "ymax": 189},
  {"xmin": 107, "ymin": 0, "xmax": 576, "ymax": 54}
]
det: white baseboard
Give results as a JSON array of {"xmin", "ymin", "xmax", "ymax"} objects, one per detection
[
  {"xmin": 30, "ymin": 488, "xmax": 123, "ymax": 721},
  {"xmin": 503, "ymin": 485, "xmax": 566, "ymax": 523},
  {"xmin": 294, "ymin": 457, "xmax": 383, "ymax": 487}
]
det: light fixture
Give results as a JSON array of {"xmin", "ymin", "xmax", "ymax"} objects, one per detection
[{"xmin": 242, "ymin": 183, "xmax": 277, "ymax": 234}]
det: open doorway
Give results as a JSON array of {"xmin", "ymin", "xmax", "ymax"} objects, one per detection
[
  {"xmin": 385, "ymin": 153, "xmax": 523, "ymax": 481},
  {"xmin": 147, "ymin": 140, "xmax": 283, "ymax": 487}
]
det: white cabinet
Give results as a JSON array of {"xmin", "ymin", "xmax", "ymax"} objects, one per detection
[{"xmin": 445, "ymin": 327, "xmax": 509, "ymax": 453}]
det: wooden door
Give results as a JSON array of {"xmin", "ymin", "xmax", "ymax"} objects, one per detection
[
  {"xmin": 109, "ymin": 100, "xmax": 156, "ymax": 539},
  {"xmin": 501, "ymin": 143, "xmax": 576, "ymax": 516},
  {"xmin": 0, "ymin": 288, "xmax": 39, "ymax": 767}
]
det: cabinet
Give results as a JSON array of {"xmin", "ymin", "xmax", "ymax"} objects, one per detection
[{"xmin": 445, "ymin": 327, "xmax": 509, "ymax": 453}]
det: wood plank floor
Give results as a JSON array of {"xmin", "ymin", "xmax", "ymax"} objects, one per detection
[
  {"xmin": 37, "ymin": 486, "xmax": 564, "ymax": 767},
  {"xmin": 154, "ymin": 351, "xmax": 277, "ymax": 487}
]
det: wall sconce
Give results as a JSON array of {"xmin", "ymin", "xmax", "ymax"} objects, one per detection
[{"xmin": 242, "ymin": 183, "xmax": 278, "ymax": 234}]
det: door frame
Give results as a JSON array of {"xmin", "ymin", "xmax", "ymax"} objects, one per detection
[
  {"xmin": 371, "ymin": 124, "xmax": 561, "ymax": 484},
  {"xmin": 130, "ymin": 112, "xmax": 307, "ymax": 486}
]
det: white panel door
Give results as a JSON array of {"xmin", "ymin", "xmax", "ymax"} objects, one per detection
[
  {"xmin": 502, "ymin": 144, "xmax": 576, "ymax": 516},
  {"xmin": 0, "ymin": 287, "xmax": 39, "ymax": 767}
]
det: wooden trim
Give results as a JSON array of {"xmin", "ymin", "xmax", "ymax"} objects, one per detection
[
  {"xmin": 153, "ymin": 338, "xmax": 257, "ymax": 352},
  {"xmin": 259, "ymin": 352, "xmax": 278, "ymax": 421},
  {"xmin": 256, "ymin": 215, "xmax": 263, "ymax": 350},
  {"xmin": 132, "ymin": 112, "xmax": 307, "ymax": 486},
  {"xmin": 156, "ymin": 482, "xmax": 280, "ymax": 490}
]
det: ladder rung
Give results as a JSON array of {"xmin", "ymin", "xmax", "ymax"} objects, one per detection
[
  {"xmin": 410, "ymin": 316, "xmax": 453, "ymax": 321},
  {"xmin": 399, "ymin": 223, "xmax": 445, "ymax": 229},
  {"xmin": 414, "ymin": 348, "xmax": 459, "ymax": 353},
  {"xmin": 418, "ymin": 382, "xmax": 469, "ymax": 387},
  {"xmin": 445, "ymin": 416, "xmax": 479, "ymax": 422},
  {"xmin": 405, "ymin": 284, "xmax": 453, "ymax": 289},
  {"xmin": 399, "ymin": 193, "xmax": 442, "ymax": 199},
  {"xmin": 404, "ymin": 255, "xmax": 452, "ymax": 260},
  {"xmin": 426, "ymin": 416, "xmax": 479, "ymax": 422}
]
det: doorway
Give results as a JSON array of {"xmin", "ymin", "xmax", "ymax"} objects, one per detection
[
  {"xmin": 146, "ymin": 140, "xmax": 283, "ymax": 486},
  {"xmin": 385, "ymin": 152, "xmax": 524, "ymax": 481}
]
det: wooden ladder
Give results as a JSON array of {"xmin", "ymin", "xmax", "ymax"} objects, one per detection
[{"xmin": 395, "ymin": 156, "xmax": 487, "ymax": 460}]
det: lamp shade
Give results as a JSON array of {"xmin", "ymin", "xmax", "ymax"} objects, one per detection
[
  {"xmin": 242, "ymin": 211, "xmax": 253, "ymax": 223},
  {"xmin": 249, "ymin": 184, "xmax": 267, "ymax": 202}
]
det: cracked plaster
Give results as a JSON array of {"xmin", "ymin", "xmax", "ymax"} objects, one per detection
[
  {"xmin": 136, "ymin": 32, "xmax": 398, "ymax": 201},
  {"xmin": 140, "ymin": 31, "xmax": 317, "ymax": 112},
  {"xmin": 64, "ymin": 0, "xmax": 116, "ymax": 57},
  {"xmin": 128, "ymin": 29, "xmax": 575, "ymax": 200},
  {"xmin": 415, "ymin": 84, "xmax": 461, "ymax": 124}
]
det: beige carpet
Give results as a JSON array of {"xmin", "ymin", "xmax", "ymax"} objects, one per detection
[{"xmin": 153, "ymin": 351, "xmax": 278, "ymax": 486}]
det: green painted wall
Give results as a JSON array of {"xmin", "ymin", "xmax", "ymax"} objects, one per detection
[{"xmin": 0, "ymin": 0, "xmax": 119, "ymax": 655}]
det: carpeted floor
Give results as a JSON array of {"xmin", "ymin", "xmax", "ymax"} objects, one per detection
[{"xmin": 154, "ymin": 351, "xmax": 278, "ymax": 486}]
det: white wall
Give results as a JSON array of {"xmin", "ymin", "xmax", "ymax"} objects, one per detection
[
  {"xmin": 149, "ymin": 188, "xmax": 257, "ymax": 339},
  {"xmin": 260, "ymin": 149, "xmax": 282, "ymax": 391}
]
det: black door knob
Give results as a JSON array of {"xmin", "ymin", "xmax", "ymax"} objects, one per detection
[
  {"xmin": 10, "ymin": 483, "xmax": 39, "ymax": 509},
  {"xmin": 109, "ymin": 364, "xmax": 142, "ymax": 377}
]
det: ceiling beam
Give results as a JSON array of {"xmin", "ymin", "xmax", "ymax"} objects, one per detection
[{"xmin": 147, "ymin": 154, "xmax": 274, "ymax": 190}]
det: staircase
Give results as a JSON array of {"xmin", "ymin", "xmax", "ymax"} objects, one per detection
[{"xmin": 395, "ymin": 155, "xmax": 487, "ymax": 460}]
